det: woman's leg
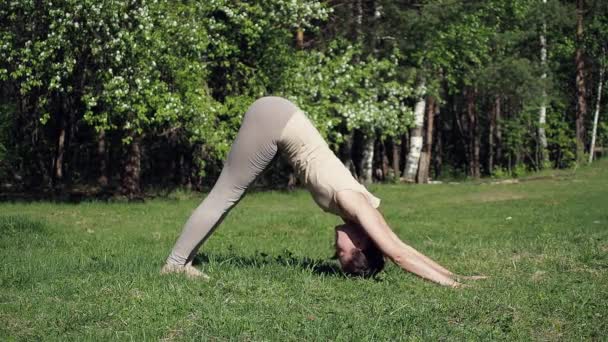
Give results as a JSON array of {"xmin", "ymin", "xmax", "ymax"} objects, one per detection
[{"xmin": 165, "ymin": 97, "xmax": 297, "ymax": 268}]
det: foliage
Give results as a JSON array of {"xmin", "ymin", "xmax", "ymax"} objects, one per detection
[
  {"xmin": 546, "ymin": 107, "xmax": 577, "ymax": 168},
  {"xmin": 280, "ymin": 42, "xmax": 414, "ymax": 145},
  {"xmin": 598, "ymin": 122, "xmax": 608, "ymax": 148},
  {"xmin": 0, "ymin": 0, "xmax": 607, "ymax": 190},
  {"xmin": 491, "ymin": 166, "xmax": 510, "ymax": 179}
]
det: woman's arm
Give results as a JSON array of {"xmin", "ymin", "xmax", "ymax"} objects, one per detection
[{"xmin": 335, "ymin": 190, "xmax": 462, "ymax": 287}]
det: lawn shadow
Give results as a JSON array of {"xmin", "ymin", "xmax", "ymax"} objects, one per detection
[
  {"xmin": 0, "ymin": 215, "xmax": 48, "ymax": 234},
  {"xmin": 0, "ymin": 188, "xmax": 125, "ymax": 203},
  {"xmin": 194, "ymin": 250, "xmax": 344, "ymax": 277}
]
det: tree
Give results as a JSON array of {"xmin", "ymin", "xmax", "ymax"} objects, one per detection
[
  {"xmin": 589, "ymin": 57, "xmax": 604, "ymax": 163},
  {"xmin": 0, "ymin": 0, "xmax": 606, "ymax": 194},
  {"xmin": 538, "ymin": 0, "xmax": 550, "ymax": 166},
  {"xmin": 586, "ymin": 0, "xmax": 608, "ymax": 162},
  {"xmin": 417, "ymin": 95, "xmax": 437, "ymax": 183},
  {"xmin": 402, "ymin": 81, "xmax": 425, "ymax": 182},
  {"xmin": 575, "ymin": 0, "xmax": 587, "ymax": 162}
]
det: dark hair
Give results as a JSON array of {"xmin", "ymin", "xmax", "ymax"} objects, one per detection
[{"xmin": 342, "ymin": 244, "xmax": 385, "ymax": 278}]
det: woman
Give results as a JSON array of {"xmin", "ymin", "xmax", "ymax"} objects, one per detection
[{"xmin": 163, "ymin": 97, "xmax": 482, "ymax": 286}]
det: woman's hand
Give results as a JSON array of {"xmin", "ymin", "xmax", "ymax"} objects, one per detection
[{"xmin": 335, "ymin": 190, "xmax": 461, "ymax": 287}]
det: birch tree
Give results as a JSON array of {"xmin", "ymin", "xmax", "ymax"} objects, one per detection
[
  {"xmin": 402, "ymin": 81, "xmax": 426, "ymax": 182},
  {"xmin": 589, "ymin": 62, "xmax": 604, "ymax": 163},
  {"xmin": 586, "ymin": 0, "xmax": 608, "ymax": 163},
  {"xmin": 417, "ymin": 96, "xmax": 437, "ymax": 183},
  {"xmin": 538, "ymin": 0, "xmax": 550, "ymax": 166}
]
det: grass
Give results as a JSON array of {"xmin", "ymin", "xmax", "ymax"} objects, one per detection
[{"xmin": 1, "ymin": 160, "xmax": 607, "ymax": 341}]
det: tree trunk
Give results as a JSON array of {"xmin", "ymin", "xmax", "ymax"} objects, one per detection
[
  {"xmin": 339, "ymin": 130, "xmax": 358, "ymax": 177},
  {"xmin": 538, "ymin": 0, "xmax": 549, "ymax": 166},
  {"xmin": 360, "ymin": 133, "xmax": 374, "ymax": 184},
  {"xmin": 417, "ymin": 152, "xmax": 429, "ymax": 183},
  {"xmin": 391, "ymin": 137, "xmax": 401, "ymax": 180},
  {"xmin": 489, "ymin": 97, "xmax": 495, "ymax": 174},
  {"xmin": 36, "ymin": 147, "xmax": 52, "ymax": 189},
  {"xmin": 417, "ymin": 96, "xmax": 436, "ymax": 183},
  {"xmin": 295, "ymin": 27, "xmax": 304, "ymax": 49},
  {"xmin": 575, "ymin": 0, "xmax": 587, "ymax": 162},
  {"xmin": 496, "ymin": 97, "xmax": 503, "ymax": 167},
  {"xmin": 435, "ymin": 110, "xmax": 443, "ymax": 179},
  {"xmin": 53, "ymin": 99, "xmax": 71, "ymax": 186},
  {"xmin": 466, "ymin": 88, "xmax": 480, "ymax": 178},
  {"xmin": 589, "ymin": 64, "xmax": 604, "ymax": 163},
  {"xmin": 178, "ymin": 153, "xmax": 191, "ymax": 189},
  {"xmin": 402, "ymin": 82, "xmax": 426, "ymax": 182},
  {"xmin": 97, "ymin": 129, "xmax": 109, "ymax": 188},
  {"xmin": 454, "ymin": 97, "xmax": 470, "ymax": 172},
  {"xmin": 122, "ymin": 133, "xmax": 142, "ymax": 198},
  {"xmin": 401, "ymin": 133, "xmax": 409, "ymax": 171},
  {"xmin": 380, "ymin": 140, "xmax": 389, "ymax": 181},
  {"xmin": 489, "ymin": 95, "xmax": 501, "ymax": 174},
  {"xmin": 355, "ymin": 0, "xmax": 363, "ymax": 43},
  {"xmin": 54, "ymin": 120, "xmax": 66, "ymax": 183}
]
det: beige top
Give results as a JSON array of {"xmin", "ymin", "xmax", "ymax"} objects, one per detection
[{"xmin": 280, "ymin": 111, "xmax": 381, "ymax": 217}]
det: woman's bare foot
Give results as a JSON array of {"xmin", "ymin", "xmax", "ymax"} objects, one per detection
[
  {"xmin": 160, "ymin": 263, "xmax": 210, "ymax": 280},
  {"xmin": 450, "ymin": 280, "xmax": 468, "ymax": 288}
]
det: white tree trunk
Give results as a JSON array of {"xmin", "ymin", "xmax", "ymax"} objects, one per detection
[
  {"xmin": 589, "ymin": 66, "xmax": 604, "ymax": 164},
  {"xmin": 54, "ymin": 125, "xmax": 66, "ymax": 181},
  {"xmin": 355, "ymin": 0, "xmax": 363, "ymax": 43},
  {"xmin": 538, "ymin": 0, "xmax": 549, "ymax": 165},
  {"xmin": 361, "ymin": 134, "xmax": 374, "ymax": 184},
  {"xmin": 402, "ymin": 82, "xmax": 426, "ymax": 182}
]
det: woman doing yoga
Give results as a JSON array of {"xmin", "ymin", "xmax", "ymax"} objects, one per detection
[{"xmin": 163, "ymin": 96, "xmax": 483, "ymax": 287}]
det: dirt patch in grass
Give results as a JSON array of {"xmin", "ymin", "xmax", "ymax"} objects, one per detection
[
  {"xmin": 466, "ymin": 191, "xmax": 527, "ymax": 203},
  {"xmin": 532, "ymin": 319, "xmax": 566, "ymax": 342},
  {"xmin": 531, "ymin": 270, "xmax": 547, "ymax": 283},
  {"xmin": 0, "ymin": 313, "xmax": 36, "ymax": 340}
]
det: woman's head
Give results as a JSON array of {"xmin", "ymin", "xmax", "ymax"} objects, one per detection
[{"xmin": 334, "ymin": 222, "xmax": 385, "ymax": 277}]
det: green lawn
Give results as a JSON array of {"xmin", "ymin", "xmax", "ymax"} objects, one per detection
[{"xmin": 1, "ymin": 161, "xmax": 607, "ymax": 340}]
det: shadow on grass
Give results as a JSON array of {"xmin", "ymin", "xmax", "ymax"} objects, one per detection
[
  {"xmin": 0, "ymin": 188, "xmax": 124, "ymax": 203},
  {"xmin": 194, "ymin": 250, "xmax": 345, "ymax": 278},
  {"xmin": 0, "ymin": 182, "xmax": 295, "ymax": 204},
  {"xmin": 0, "ymin": 215, "xmax": 47, "ymax": 234}
]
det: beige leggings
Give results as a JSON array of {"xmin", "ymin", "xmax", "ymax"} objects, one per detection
[{"xmin": 166, "ymin": 97, "xmax": 298, "ymax": 266}]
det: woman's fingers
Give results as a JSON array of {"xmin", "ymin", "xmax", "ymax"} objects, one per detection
[{"xmin": 457, "ymin": 275, "xmax": 488, "ymax": 281}]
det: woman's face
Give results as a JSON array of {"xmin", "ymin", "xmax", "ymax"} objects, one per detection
[{"xmin": 334, "ymin": 222, "xmax": 370, "ymax": 265}]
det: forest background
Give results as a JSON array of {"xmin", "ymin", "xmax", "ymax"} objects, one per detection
[{"xmin": 1, "ymin": 0, "xmax": 606, "ymax": 198}]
